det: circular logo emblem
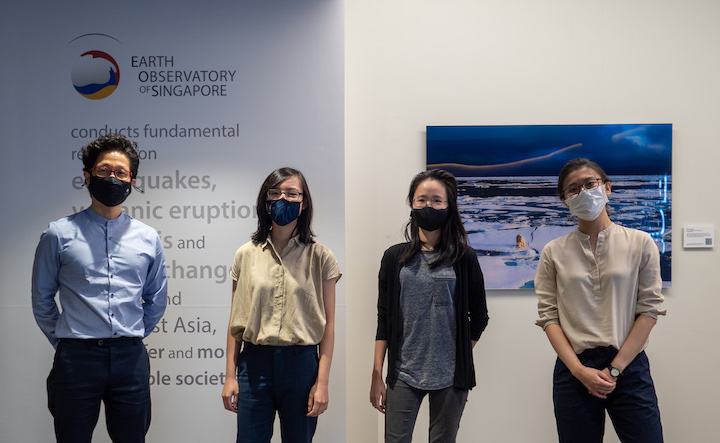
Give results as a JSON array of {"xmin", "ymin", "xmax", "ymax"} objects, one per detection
[{"xmin": 71, "ymin": 50, "xmax": 120, "ymax": 99}]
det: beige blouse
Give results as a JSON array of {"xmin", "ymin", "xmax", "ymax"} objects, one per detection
[
  {"xmin": 229, "ymin": 236, "xmax": 341, "ymax": 346},
  {"xmin": 535, "ymin": 223, "xmax": 666, "ymax": 354}
]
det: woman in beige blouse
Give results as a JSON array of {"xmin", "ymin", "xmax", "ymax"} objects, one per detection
[
  {"xmin": 221, "ymin": 167, "xmax": 341, "ymax": 443},
  {"xmin": 535, "ymin": 158, "xmax": 665, "ymax": 443}
]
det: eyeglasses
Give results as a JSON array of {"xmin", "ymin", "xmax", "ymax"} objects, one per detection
[
  {"xmin": 562, "ymin": 178, "xmax": 604, "ymax": 200},
  {"xmin": 91, "ymin": 165, "xmax": 132, "ymax": 182},
  {"xmin": 267, "ymin": 189, "xmax": 304, "ymax": 202},
  {"xmin": 412, "ymin": 197, "xmax": 448, "ymax": 210}
]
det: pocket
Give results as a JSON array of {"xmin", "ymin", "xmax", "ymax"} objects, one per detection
[{"xmin": 432, "ymin": 275, "xmax": 455, "ymax": 306}]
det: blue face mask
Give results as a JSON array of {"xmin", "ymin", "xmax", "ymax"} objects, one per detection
[{"xmin": 268, "ymin": 198, "xmax": 301, "ymax": 226}]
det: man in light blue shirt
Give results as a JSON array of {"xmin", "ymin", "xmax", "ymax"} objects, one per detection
[{"xmin": 32, "ymin": 134, "xmax": 167, "ymax": 443}]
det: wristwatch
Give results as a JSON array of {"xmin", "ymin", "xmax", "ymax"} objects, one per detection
[{"xmin": 608, "ymin": 365, "xmax": 621, "ymax": 378}]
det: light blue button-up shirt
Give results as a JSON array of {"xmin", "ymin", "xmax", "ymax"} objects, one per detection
[{"xmin": 32, "ymin": 207, "xmax": 168, "ymax": 348}]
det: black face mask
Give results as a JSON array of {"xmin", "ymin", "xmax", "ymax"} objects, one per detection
[
  {"xmin": 88, "ymin": 176, "xmax": 132, "ymax": 207},
  {"xmin": 411, "ymin": 207, "xmax": 449, "ymax": 232}
]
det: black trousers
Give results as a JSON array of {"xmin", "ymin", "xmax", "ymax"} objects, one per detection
[{"xmin": 47, "ymin": 337, "xmax": 151, "ymax": 443}]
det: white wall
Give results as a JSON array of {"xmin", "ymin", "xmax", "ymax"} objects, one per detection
[{"xmin": 345, "ymin": 1, "xmax": 720, "ymax": 442}]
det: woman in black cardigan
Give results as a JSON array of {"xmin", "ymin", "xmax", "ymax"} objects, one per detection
[{"xmin": 370, "ymin": 169, "xmax": 489, "ymax": 443}]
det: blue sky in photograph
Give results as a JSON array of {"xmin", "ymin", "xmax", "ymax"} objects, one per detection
[{"xmin": 427, "ymin": 124, "xmax": 672, "ymax": 177}]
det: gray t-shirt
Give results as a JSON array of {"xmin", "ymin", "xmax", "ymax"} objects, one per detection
[{"xmin": 396, "ymin": 251, "xmax": 456, "ymax": 390}]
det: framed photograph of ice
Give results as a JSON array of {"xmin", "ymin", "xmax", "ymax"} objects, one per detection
[{"xmin": 427, "ymin": 124, "xmax": 672, "ymax": 290}]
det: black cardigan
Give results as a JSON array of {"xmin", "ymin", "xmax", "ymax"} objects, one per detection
[{"xmin": 375, "ymin": 243, "xmax": 489, "ymax": 390}]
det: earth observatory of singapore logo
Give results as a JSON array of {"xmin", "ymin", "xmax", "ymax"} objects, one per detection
[
  {"xmin": 71, "ymin": 50, "xmax": 120, "ymax": 99},
  {"xmin": 68, "ymin": 34, "xmax": 123, "ymax": 100}
]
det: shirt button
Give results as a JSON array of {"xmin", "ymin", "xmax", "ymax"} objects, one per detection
[
  {"xmin": 110, "ymin": 294, "xmax": 115, "ymax": 298},
  {"xmin": 111, "ymin": 313, "xmax": 115, "ymax": 317}
]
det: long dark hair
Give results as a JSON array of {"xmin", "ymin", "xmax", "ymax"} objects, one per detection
[
  {"xmin": 251, "ymin": 167, "xmax": 315, "ymax": 245},
  {"xmin": 399, "ymin": 169, "xmax": 469, "ymax": 269}
]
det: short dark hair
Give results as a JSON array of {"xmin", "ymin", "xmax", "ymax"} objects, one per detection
[
  {"xmin": 557, "ymin": 158, "xmax": 611, "ymax": 200},
  {"xmin": 251, "ymin": 167, "xmax": 315, "ymax": 244},
  {"xmin": 81, "ymin": 134, "xmax": 140, "ymax": 178},
  {"xmin": 400, "ymin": 169, "xmax": 469, "ymax": 268}
]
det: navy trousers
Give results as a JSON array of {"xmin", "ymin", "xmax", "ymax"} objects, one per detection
[
  {"xmin": 47, "ymin": 337, "xmax": 151, "ymax": 443},
  {"xmin": 553, "ymin": 347, "xmax": 663, "ymax": 443},
  {"xmin": 236, "ymin": 342, "xmax": 319, "ymax": 443}
]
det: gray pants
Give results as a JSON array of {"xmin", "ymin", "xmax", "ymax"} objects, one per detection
[{"xmin": 385, "ymin": 379, "xmax": 469, "ymax": 443}]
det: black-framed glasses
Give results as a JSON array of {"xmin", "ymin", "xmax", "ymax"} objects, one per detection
[
  {"xmin": 267, "ymin": 189, "xmax": 304, "ymax": 202},
  {"xmin": 412, "ymin": 197, "xmax": 448, "ymax": 210},
  {"xmin": 91, "ymin": 165, "xmax": 132, "ymax": 182},
  {"xmin": 562, "ymin": 178, "xmax": 604, "ymax": 200}
]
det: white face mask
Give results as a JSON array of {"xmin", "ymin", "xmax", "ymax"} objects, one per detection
[{"xmin": 565, "ymin": 184, "xmax": 608, "ymax": 221}]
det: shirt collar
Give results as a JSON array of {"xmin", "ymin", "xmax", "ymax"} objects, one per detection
[
  {"xmin": 575, "ymin": 222, "xmax": 615, "ymax": 239},
  {"xmin": 84, "ymin": 206, "xmax": 127, "ymax": 225},
  {"xmin": 262, "ymin": 234, "xmax": 302, "ymax": 250},
  {"xmin": 85, "ymin": 206, "xmax": 108, "ymax": 224}
]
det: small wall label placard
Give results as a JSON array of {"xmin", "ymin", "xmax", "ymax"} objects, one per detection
[{"xmin": 683, "ymin": 226, "xmax": 714, "ymax": 249}]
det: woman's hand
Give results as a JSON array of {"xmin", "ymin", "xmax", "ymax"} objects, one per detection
[
  {"xmin": 370, "ymin": 375, "xmax": 387, "ymax": 413},
  {"xmin": 221, "ymin": 378, "xmax": 239, "ymax": 412},
  {"xmin": 573, "ymin": 365, "xmax": 617, "ymax": 399},
  {"xmin": 307, "ymin": 382, "xmax": 329, "ymax": 417}
]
